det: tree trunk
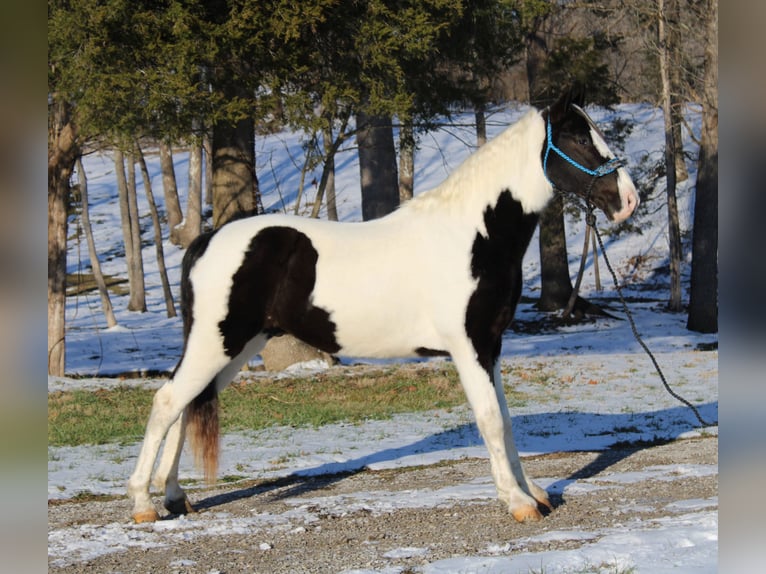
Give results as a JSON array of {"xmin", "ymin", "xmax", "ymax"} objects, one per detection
[
  {"xmin": 48, "ymin": 100, "xmax": 79, "ymax": 376},
  {"xmin": 311, "ymin": 113, "xmax": 350, "ymax": 220},
  {"xmin": 687, "ymin": 0, "xmax": 718, "ymax": 333},
  {"xmin": 176, "ymin": 138, "xmax": 203, "ymax": 248},
  {"xmin": 114, "ymin": 149, "xmax": 146, "ymax": 312},
  {"xmin": 398, "ymin": 121, "xmax": 415, "ymax": 202},
  {"xmin": 76, "ymin": 157, "xmax": 117, "ymax": 328},
  {"xmin": 159, "ymin": 141, "xmax": 183, "ymax": 246},
  {"xmin": 136, "ymin": 143, "xmax": 177, "ymax": 318},
  {"xmin": 212, "ymin": 117, "xmax": 257, "ymax": 228},
  {"xmin": 525, "ymin": 27, "xmax": 549, "ymax": 107},
  {"xmin": 204, "ymin": 131, "xmax": 214, "ymax": 206},
  {"xmin": 323, "ymin": 125, "xmax": 339, "ymax": 221},
  {"xmin": 126, "ymin": 149, "xmax": 147, "ymax": 312},
  {"xmin": 475, "ymin": 106, "xmax": 487, "ymax": 147},
  {"xmin": 537, "ymin": 195, "xmax": 573, "ymax": 311},
  {"xmin": 356, "ymin": 110, "xmax": 399, "ymax": 221},
  {"xmin": 658, "ymin": 0, "xmax": 683, "ymax": 311},
  {"xmin": 296, "ymin": 132, "xmax": 316, "ymax": 216},
  {"xmin": 526, "ymin": 20, "xmax": 578, "ymax": 314},
  {"xmin": 669, "ymin": 0, "xmax": 688, "ymax": 184}
]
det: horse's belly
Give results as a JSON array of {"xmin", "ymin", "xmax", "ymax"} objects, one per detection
[
  {"xmin": 312, "ymin": 273, "xmax": 470, "ymax": 359},
  {"xmin": 330, "ymin": 310, "xmax": 432, "ymax": 358}
]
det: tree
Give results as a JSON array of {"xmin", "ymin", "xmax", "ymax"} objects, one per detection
[
  {"xmin": 113, "ymin": 148, "xmax": 146, "ymax": 312},
  {"xmin": 136, "ymin": 143, "xmax": 177, "ymax": 318},
  {"xmin": 47, "ymin": 99, "xmax": 79, "ymax": 376},
  {"xmin": 658, "ymin": 0, "xmax": 683, "ymax": 311},
  {"xmin": 687, "ymin": 0, "xmax": 717, "ymax": 333},
  {"xmin": 212, "ymin": 116, "xmax": 259, "ymax": 227},
  {"xmin": 75, "ymin": 157, "xmax": 118, "ymax": 328},
  {"xmin": 159, "ymin": 141, "xmax": 184, "ymax": 245},
  {"xmin": 175, "ymin": 136, "xmax": 204, "ymax": 248},
  {"xmin": 521, "ymin": 3, "xmax": 621, "ymax": 315},
  {"xmin": 357, "ymin": 110, "xmax": 400, "ymax": 221}
]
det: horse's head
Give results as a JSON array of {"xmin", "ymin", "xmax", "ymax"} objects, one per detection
[{"xmin": 541, "ymin": 90, "xmax": 639, "ymax": 223}]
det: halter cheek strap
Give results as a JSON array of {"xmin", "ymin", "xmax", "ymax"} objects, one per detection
[{"xmin": 543, "ymin": 116, "xmax": 624, "ymax": 187}]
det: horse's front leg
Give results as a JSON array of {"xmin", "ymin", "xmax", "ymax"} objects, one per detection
[
  {"xmin": 452, "ymin": 346, "xmax": 544, "ymax": 522},
  {"xmin": 492, "ymin": 361, "xmax": 551, "ymax": 513}
]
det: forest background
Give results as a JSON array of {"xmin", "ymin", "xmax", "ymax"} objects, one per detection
[{"xmin": 48, "ymin": 0, "xmax": 718, "ymax": 378}]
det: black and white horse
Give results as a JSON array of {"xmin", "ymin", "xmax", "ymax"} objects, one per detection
[{"xmin": 128, "ymin": 91, "xmax": 638, "ymax": 524}]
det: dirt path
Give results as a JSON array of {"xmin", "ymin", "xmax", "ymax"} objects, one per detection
[{"xmin": 48, "ymin": 435, "xmax": 717, "ymax": 573}]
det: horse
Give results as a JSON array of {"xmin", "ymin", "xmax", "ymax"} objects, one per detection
[{"xmin": 127, "ymin": 90, "xmax": 639, "ymax": 524}]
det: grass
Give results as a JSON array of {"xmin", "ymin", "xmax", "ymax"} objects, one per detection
[{"xmin": 49, "ymin": 364, "xmax": 527, "ymax": 448}]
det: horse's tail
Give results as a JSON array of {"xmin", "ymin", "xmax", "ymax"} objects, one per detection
[{"xmin": 187, "ymin": 381, "xmax": 219, "ymax": 484}]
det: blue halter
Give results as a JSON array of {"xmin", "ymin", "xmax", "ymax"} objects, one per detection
[{"xmin": 543, "ymin": 115, "xmax": 624, "ymax": 188}]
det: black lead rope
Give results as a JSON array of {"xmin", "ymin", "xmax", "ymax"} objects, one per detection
[
  {"xmin": 575, "ymin": 183, "xmax": 716, "ymax": 429},
  {"xmin": 545, "ymin": 112, "xmax": 716, "ymax": 429}
]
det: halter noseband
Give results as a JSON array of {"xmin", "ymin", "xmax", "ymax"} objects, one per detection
[{"xmin": 542, "ymin": 113, "xmax": 624, "ymax": 188}]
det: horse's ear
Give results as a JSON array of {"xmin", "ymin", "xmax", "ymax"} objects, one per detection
[{"xmin": 549, "ymin": 85, "xmax": 586, "ymax": 124}]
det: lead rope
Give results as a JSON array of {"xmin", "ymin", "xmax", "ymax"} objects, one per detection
[{"xmin": 578, "ymin": 189, "xmax": 716, "ymax": 428}]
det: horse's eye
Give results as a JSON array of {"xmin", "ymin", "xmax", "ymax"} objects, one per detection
[{"xmin": 577, "ymin": 136, "xmax": 590, "ymax": 146}]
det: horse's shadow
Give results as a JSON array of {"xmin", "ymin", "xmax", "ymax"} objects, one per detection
[{"xmin": 192, "ymin": 401, "xmax": 717, "ymax": 514}]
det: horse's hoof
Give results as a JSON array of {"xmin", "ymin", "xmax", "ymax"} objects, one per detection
[
  {"xmin": 164, "ymin": 497, "xmax": 196, "ymax": 515},
  {"xmin": 535, "ymin": 494, "xmax": 553, "ymax": 512},
  {"xmin": 511, "ymin": 504, "xmax": 544, "ymax": 523},
  {"xmin": 133, "ymin": 509, "xmax": 160, "ymax": 524}
]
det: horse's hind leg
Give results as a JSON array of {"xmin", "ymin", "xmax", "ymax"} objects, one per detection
[
  {"xmin": 152, "ymin": 335, "xmax": 269, "ymax": 516},
  {"xmin": 152, "ymin": 410, "xmax": 193, "ymax": 516},
  {"xmin": 128, "ymin": 342, "xmax": 231, "ymax": 523}
]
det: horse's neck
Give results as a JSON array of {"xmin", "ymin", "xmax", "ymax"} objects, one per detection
[{"xmin": 402, "ymin": 109, "xmax": 552, "ymax": 223}]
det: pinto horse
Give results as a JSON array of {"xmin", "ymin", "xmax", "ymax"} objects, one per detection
[{"xmin": 128, "ymin": 91, "xmax": 638, "ymax": 524}]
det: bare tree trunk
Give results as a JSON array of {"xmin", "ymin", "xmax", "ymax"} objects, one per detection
[
  {"xmin": 48, "ymin": 100, "xmax": 79, "ymax": 376},
  {"xmin": 537, "ymin": 195, "xmax": 573, "ymax": 311},
  {"xmin": 323, "ymin": 125, "xmax": 339, "ymax": 220},
  {"xmin": 212, "ymin": 117, "xmax": 257, "ymax": 228},
  {"xmin": 398, "ymin": 121, "xmax": 415, "ymax": 203},
  {"xmin": 176, "ymin": 138, "xmax": 203, "ymax": 248},
  {"xmin": 159, "ymin": 141, "xmax": 183, "ymax": 246},
  {"xmin": 687, "ymin": 0, "xmax": 717, "ymax": 333},
  {"xmin": 296, "ymin": 132, "xmax": 316, "ymax": 216},
  {"xmin": 658, "ymin": 0, "xmax": 683, "ymax": 311},
  {"xmin": 669, "ymin": 0, "xmax": 688, "ymax": 184},
  {"xmin": 136, "ymin": 143, "xmax": 177, "ymax": 318},
  {"xmin": 525, "ymin": 26, "xmax": 549, "ymax": 108},
  {"xmin": 475, "ymin": 106, "xmax": 487, "ymax": 147},
  {"xmin": 76, "ymin": 157, "xmax": 117, "ymax": 328},
  {"xmin": 204, "ymin": 131, "xmax": 214, "ymax": 206},
  {"xmin": 356, "ymin": 110, "xmax": 399, "ymax": 221},
  {"xmin": 114, "ymin": 149, "xmax": 146, "ymax": 312},
  {"xmin": 526, "ymin": 18, "xmax": 579, "ymax": 314},
  {"xmin": 311, "ymin": 113, "xmax": 350, "ymax": 220},
  {"xmin": 126, "ymin": 149, "xmax": 147, "ymax": 312}
]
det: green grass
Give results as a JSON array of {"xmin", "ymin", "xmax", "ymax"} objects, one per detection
[{"xmin": 49, "ymin": 364, "xmax": 528, "ymax": 448}]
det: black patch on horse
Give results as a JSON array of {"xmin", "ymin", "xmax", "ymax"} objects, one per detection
[
  {"xmin": 465, "ymin": 190, "xmax": 539, "ymax": 376},
  {"xmin": 416, "ymin": 347, "xmax": 450, "ymax": 358},
  {"xmin": 219, "ymin": 226, "xmax": 341, "ymax": 358}
]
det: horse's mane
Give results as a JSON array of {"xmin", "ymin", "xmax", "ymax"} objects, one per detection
[{"xmin": 400, "ymin": 108, "xmax": 552, "ymax": 217}]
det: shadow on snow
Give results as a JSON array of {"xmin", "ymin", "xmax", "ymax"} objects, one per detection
[{"xmin": 191, "ymin": 401, "xmax": 717, "ymax": 516}]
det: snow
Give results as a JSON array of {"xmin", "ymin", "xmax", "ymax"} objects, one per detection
[{"xmin": 49, "ymin": 103, "xmax": 718, "ymax": 572}]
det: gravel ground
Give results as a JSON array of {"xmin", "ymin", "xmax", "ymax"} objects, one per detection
[{"xmin": 48, "ymin": 435, "xmax": 717, "ymax": 573}]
